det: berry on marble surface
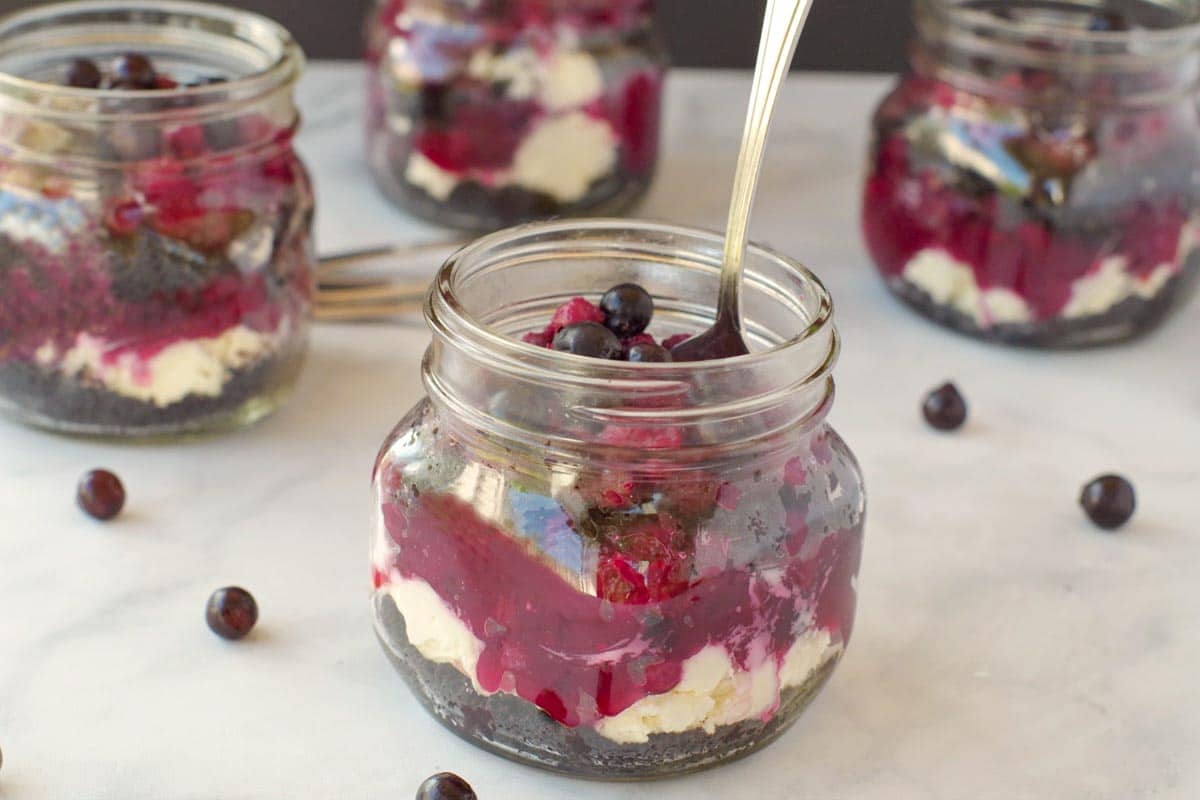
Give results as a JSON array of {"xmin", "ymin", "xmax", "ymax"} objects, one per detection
[
  {"xmin": 922, "ymin": 382, "xmax": 968, "ymax": 431},
  {"xmin": 77, "ymin": 469, "xmax": 126, "ymax": 521},
  {"xmin": 416, "ymin": 772, "xmax": 477, "ymax": 800},
  {"xmin": 1080, "ymin": 475, "xmax": 1136, "ymax": 530},
  {"xmin": 206, "ymin": 587, "xmax": 259, "ymax": 640}
]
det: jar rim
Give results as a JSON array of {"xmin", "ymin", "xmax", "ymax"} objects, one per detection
[
  {"xmin": 429, "ymin": 218, "xmax": 836, "ymax": 378},
  {"xmin": 0, "ymin": 0, "xmax": 304, "ymax": 111},
  {"xmin": 918, "ymin": 0, "xmax": 1200, "ymax": 44}
]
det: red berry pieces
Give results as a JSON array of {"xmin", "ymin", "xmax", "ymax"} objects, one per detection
[
  {"xmin": 550, "ymin": 296, "xmax": 606, "ymax": 333},
  {"xmin": 627, "ymin": 342, "xmax": 672, "ymax": 362},
  {"xmin": 553, "ymin": 322, "xmax": 622, "ymax": 360},
  {"xmin": 1080, "ymin": 475, "xmax": 1136, "ymax": 530},
  {"xmin": 661, "ymin": 333, "xmax": 692, "ymax": 350},
  {"xmin": 416, "ymin": 772, "xmax": 477, "ymax": 800},
  {"xmin": 109, "ymin": 53, "xmax": 158, "ymax": 90},
  {"xmin": 922, "ymin": 382, "xmax": 968, "ymax": 431},
  {"xmin": 64, "ymin": 58, "xmax": 102, "ymax": 89},
  {"xmin": 205, "ymin": 587, "xmax": 259, "ymax": 640},
  {"xmin": 600, "ymin": 283, "xmax": 654, "ymax": 338},
  {"xmin": 77, "ymin": 469, "xmax": 126, "ymax": 521}
]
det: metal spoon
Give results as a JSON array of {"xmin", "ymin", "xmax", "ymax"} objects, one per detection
[{"xmin": 671, "ymin": 0, "xmax": 816, "ymax": 362}]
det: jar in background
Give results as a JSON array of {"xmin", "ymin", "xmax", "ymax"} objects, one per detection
[
  {"xmin": 371, "ymin": 220, "xmax": 866, "ymax": 778},
  {"xmin": 862, "ymin": 0, "xmax": 1200, "ymax": 346},
  {"xmin": 0, "ymin": 1, "xmax": 314, "ymax": 436},
  {"xmin": 364, "ymin": 0, "xmax": 667, "ymax": 231}
]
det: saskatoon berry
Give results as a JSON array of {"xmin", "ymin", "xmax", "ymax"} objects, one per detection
[
  {"xmin": 65, "ymin": 58, "xmax": 102, "ymax": 89},
  {"xmin": 416, "ymin": 773, "xmax": 477, "ymax": 800},
  {"xmin": 922, "ymin": 382, "xmax": 968, "ymax": 431},
  {"xmin": 627, "ymin": 342, "xmax": 673, "ymax": 363},
  {"xmin": 205, "ymin": 587, "xmax": 259, "ymax": 640},
  {"xmin": 600, "ymin": 283, "xmax": 654, "ymax": 338},
  {"xmin": 109, "ymin": 53, "xmax": 158, "ymax": 90},
  {"xmin": 77, "ymin": 469, "xmax": 126, "ymax": 521},
  {"xmin": 552, "ymin": 322, "xmax": 622, "ymax": 360},
  {"xmin": 1080, "ymin": 475, "xmax": 1136, "ymax": 530}
]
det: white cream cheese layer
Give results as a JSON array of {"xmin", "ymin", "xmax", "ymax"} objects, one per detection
[
  {"xmin": 902, "ymin": 238, "xmax": 1191, "ymax": 326},
  {"xmin": 595, "ymin": 631, "xmax": 838, "ymax": 745},
  {"xmin": 510, "ymin": 112, "xmax": 617, "ymax": 202},
  {"xmin": 44, "ymin": 324, "xmax": 281, "ymax": 407},
  {"xmin": 382, "ymin": 574, "xmax": 838, "ymax": 744},
  {"xmin": 400, "ymin": 41, "xmax": 617, "ymax": 204},
  {"xmin": 902, "ymin": 249, "xmax": 1032, "ymax": 325}
]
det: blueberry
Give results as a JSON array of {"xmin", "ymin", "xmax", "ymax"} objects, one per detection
[
  {"xmin": 416, "ymin": 773, "xmax": 477, "ymax": 800},
  {"xmin": 552, "ymin": 322, "xmax": 622, "ymax": 360},
  {"xmin": 600, "ymin": 283, "xmax": 654, "ymax": 338},
  {"xmin": 64, "ymin": 58, "xmax": 102, "ymax": 89},
  {"xmin": 1080, "ymin": 475, "xmax": 1136, "ymax": 530},
  {"xmin": 206, "ymin": 587, "xmax": 259, "ymax": 640},
  {"xmin": 627, "ymin": 342, "xmax": 672, "ymax": 363},
  {"xmin": 109, "ymin": 53, "xmax": 157, "ymax": 90},
  {"xmin": 77, "ymin": 469, "xmax": 126, "ymax": 521},
  {"xmin": 922, "ymin": 383, "xmax": 967, "ymax": 431}
]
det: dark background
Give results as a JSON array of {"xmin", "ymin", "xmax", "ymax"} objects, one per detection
[{"xmin": 0, "ymin": 0, "xmax": 915, "ymax": 71}]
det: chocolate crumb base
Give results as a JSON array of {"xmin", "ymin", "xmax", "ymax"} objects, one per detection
[
  {"xmin": 886, "ymin": 266, "xmax": 1194, "ymax": 349},
  {"xmin": 0, "ymin": 344, "xmax": 305, "ymax": 437},
  {"xmin": 367, "ymin": 139, "xmax": 653, "ymax": 232},
  {"xmin": 374, "ymin": 592, "xmax": 839, "ymax": 780}
]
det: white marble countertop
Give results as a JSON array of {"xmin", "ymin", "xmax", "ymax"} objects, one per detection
[{"xmin": 2, "ymin": 64, "xmax": 1198, "ymax": 800}]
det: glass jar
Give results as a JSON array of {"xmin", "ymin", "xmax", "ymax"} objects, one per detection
[
  {"xmin": 862, "ymin": 0, "xmax": 1200, "ymax": 346},
  {"xmin": 371, "ymin": 220, "xmax": 866, "ymax": 778},
  {"xmin": 0, "ymin": 1, "xmax": 314, "ymax": 436},
  {"xmin": 364, "ymin": 0, "xmax": 667, "ymax": 231}
]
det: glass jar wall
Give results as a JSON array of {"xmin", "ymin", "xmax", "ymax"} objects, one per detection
[
  {"xmin": 862, "ymin": 0, "xmax": 1200, "ymax": 346},
  {"xmin": 371, "ymin": 220, "xmax": 866, "ymax": 778},
  {"xmin": 0, "ymin": 1, "xmax": 315, "ymax": 436},
  {"xmin": 364, "ymin": 0, "xmax": 667, "ymax": 231}
]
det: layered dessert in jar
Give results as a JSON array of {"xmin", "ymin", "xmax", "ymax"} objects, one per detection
[
  {"xmin": 0, "ymin": 2, "xmax": 314, "ymax": 435},
  {"xmin": 364, "ymin": 0, "xmax": 666, "ymax": 230},
  {"xmin": 371, "ymin": 221, "xmax": 866, "ymax": 778},
  {"xmin": 862, "ymin": 0, "xmax": 1200, "ymax": 346}
]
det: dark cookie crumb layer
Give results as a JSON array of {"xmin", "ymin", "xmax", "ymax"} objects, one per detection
[
  {"xmin": 887, "ymin": 268, "xmax": 1193, "ymax": 349},
  {"xmin": 368, "ymin": 141, "xmax": 653, "ymax": 233},
  {"xmin": 374, "ymin": 592, "xmax": 838, "ymax": 780},
  {"xmin": 0, "ymin": 343, "xmax": 305, "ymax": 437}
]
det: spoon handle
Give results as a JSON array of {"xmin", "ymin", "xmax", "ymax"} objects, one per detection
[{"xmin": 718, "ymin": 0, "xmax": 815, "ymax": 328}]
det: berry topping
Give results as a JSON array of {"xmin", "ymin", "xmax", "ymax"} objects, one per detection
[
  {"xmin": 552, "ymin": 321, "xmax": 622, "ymax": 360},
  {"xmin": 109, "ymin": 53, "xmax": 158, "ymax": 90},
  {"xmin": 77, "ymin": 469, "xmax": 126, "ymax": 521},
  {"xmin": 520, "ymin": 329, "xmax": 552, "ymax": 348},
  {"xmin": 600, "ymin": 283, "xmax": 654, "ymax": 337},
  {"xmin": 922, "ymin": 382, "xmax": 968, "ymax": 431},
  {"xmin": 64, "ymin": 58, "xmax": 102, "ymax": 89},
  {"xmin": 661, "ymin": 333, "xmax": 692, "ymax": 350},
  {"xmin": 1080, "ymin": 475, "xmax": 1136, "ymax": 530},
  {"xmin": 416, "ymin": 773, "xmax": 477, "ymax": 800},
  {"xmin": 627, "ymin": 342, "xmax": 672, "ymax": 362},
  {"xmin": 206, "ymin": 587, "xmax": 259, "ymax": 640},
  {"xmin": 549, "ymin": 296, "xmax": 606, "ymax": 333}
]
